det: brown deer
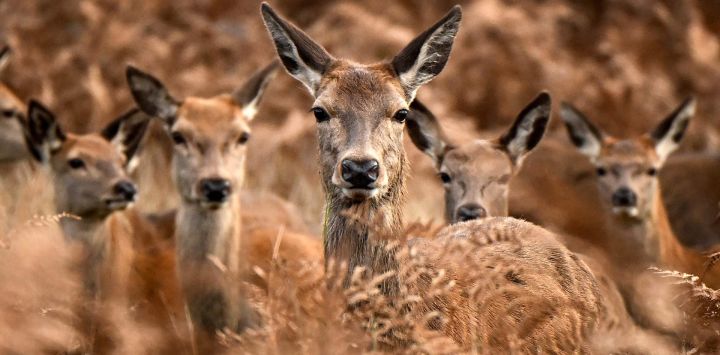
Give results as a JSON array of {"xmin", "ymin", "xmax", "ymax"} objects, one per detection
[
  {"xmin": 261, "ymin": 3, "xmax": 610, "ymax": 352},
  {"xmin": 126, "ymin": 62, "xmax": 322, "ymax": 351},
  {"xmin": 0, "ymin": 46, "xmax": 28, "ymax": 163},
  {"xmin": 561, "ymin": 98, "xmax": 720, "ymax": 288},
  {"xmin": 20, "ymin": 100, "xmax": 188, "ymax": 352}
]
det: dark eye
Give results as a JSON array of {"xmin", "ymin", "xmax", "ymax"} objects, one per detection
[
  {"xmin": 68, "ymin": 158, "xmax": 86, "ymax": 170},
  {"xmin": 439, "ymin": 172, "xmax": 452, "ymax": 184},
  {"xmin": 312, "ymin": 107, "xmax": 330, "ymax": 123},
  {"xmin": 237, "ymin": 132, "xmax": 251, "ymax": 145},
  {"xmin": 647, "ymin": 167, "xmax": 657, "ymax": 176},
  {"xmin": 171, "ymin": 132, "xmax": 187, "ymax": 146},
  {"xmin": 2, "ymin": 109, "xmax": 14, "ymax": 118},
  {"xmin": 393, "ymin": 109, "xmax": 409, "ymax": 123},
  {"xmin": 596, "ymin": 167, "xmax": 607, "ymax": 176}
]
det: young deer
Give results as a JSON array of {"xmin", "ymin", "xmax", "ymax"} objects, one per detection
[
  {"xmin": 262, "ymin": 3, "xmax": 608, "ymax": 352},
  {"xmin": 0, "ymin": 46, "xmax": 28, "ymax": 163},
  {"xmin": 126, "ymin": 62, "xmax": 322, "ymax": 350},
  {"xmin": 21, "ymin": 100, "xmax": 188, "ymax": 352},
  {"xmin": 562, "ymin": 98, "xmax": 720, "ymax": 287}
]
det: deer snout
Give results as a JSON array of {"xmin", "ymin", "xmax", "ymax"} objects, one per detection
[
  {"xmin": 341, "ymin": 159, "xmax": 379, "ymax": 189},
  {"xmin": 456, "ymin": 203, "xmax": 487, "ymax": 222},
  {"xmin": 113, "ymin": 180, "xmax": 138, "ymax": 202},
  {"xmin": 612, "ymin": 187, "xmax": 637, "ymax": 207},
  {"xmin": 200, "ymin": 178, "xmax": 232, "ymax": 204}
]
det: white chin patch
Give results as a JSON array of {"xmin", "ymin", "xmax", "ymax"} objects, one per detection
[
  {"xmin": 105, "ymin": 200, "xmax": 131, "ymax": 211},
  {"xmin": 341, "ymin": 188, "xmax": 378, "ymax": 201},
  {"xmin": 612, "ymin": 206, "xmax": 639, "ymax": 218}
]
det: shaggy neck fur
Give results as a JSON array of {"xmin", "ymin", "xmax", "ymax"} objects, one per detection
[
  {"xmin": 175, "ymin": 195, "xmax": 257, "ymax": 336},
  {"xmin": 323, "ymin": 156, "xmax": 407, "ymax": 292}
]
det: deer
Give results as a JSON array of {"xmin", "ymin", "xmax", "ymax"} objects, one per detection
[
  {"xmin": 406, "ymin": 94, "xmax": 679, "ymax": 352},
  {"xmin": 0, "ymin": 46, "xmax": 28, "ymax": 163},
  {"xmin": 126, "ymin": 61, "xmax": 323, "ymax": 352},
  {"xmin": 19, "ymin": 100, "xmax": 190, "ymax": 352},
  {"xmin": 261, "ymin": 3, "xmax": 616, "ymax": 352},
  {"xmin": 561, "ymin": 98, "xmax": 720, "ymax": 289}
]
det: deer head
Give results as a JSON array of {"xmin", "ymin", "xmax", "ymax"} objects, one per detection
[
  {"xmin": 407, "ymin": 93, "xmax": 551, "ymax": 223},
  {"xmin": 21, "ymin": 100, "xmax": 149, "ymax": 219},
  {"xmin": 0, "ymin": 46, "xmax": 29, "ymax": 162},
  {"xmin": 126, "ymin": 62, "xmax": 278, "ymax": 210},
  {"xmin": 561, "ymin": 97, "xmax": 695, "ymax": 220}
]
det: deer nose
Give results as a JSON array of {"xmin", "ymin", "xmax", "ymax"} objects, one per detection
[
  {"xmin": 201, "ymin": 178, "xmax": 232, "ymax": 203},
  {"xmin": 341, "ymin": 159, "xmax": 379, "ymax": 188},
  {"xmin": 456, "ymin": 203, "xmax": 487, "ymax": 222},
  {"xmin": 612, "ymin": 187, "xmax": 637, "ymax": 207},
  {"xmin": 113, "ymin": 180, "xmax": 137, "ymax": 202}
]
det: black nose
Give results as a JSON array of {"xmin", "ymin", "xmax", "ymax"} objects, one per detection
[
  {"xmin": 201, "ymin": 178, "xmax": 232, "ymax": 203},
  {"xmin": 456, "ymin": 203, "xmax": 487, "ymax": 222},
  {"xmin": 341, "ymin": 159, "xmax": 379, "ymax": 188},
  {"xmin": 113, "ymin": 180, "xmax": 137, "ymax": 201},
  {"xmin": 612, "ymin": 187, "xmax": 637, "ymax": 207}
]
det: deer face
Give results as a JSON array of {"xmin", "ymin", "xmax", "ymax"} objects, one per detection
[
  {"xmin": 22, "ymin": 101, "xmax": 149, "ymax": 219},
  {"xmin": 0, "ymin": 46, "xmax": 29, "ymax": 162},
  {"xmin": 407, "ymin": 93, "xmax": 551, "ymax": 223},
  {"xmin": 261, "ymin": 3, "xmax": 462, "ymax": 204},
  {"xmin": 126, "ymin": 63, "xmax": 278, "ymax": 209},
  {"xmin": 562, "ymin": 98, "xmax": 695, "ymax": 219}
]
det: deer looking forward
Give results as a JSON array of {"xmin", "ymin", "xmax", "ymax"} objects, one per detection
[
  {"xmin": 262, "ymin": 3, "xmax": 607, "ymax": 352},
  {"xmin": 561, "ymin": 98, "xmax": 720, "ymax": 288}
]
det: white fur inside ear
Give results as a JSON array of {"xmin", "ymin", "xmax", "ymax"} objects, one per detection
[
  {"xmin": 398, "ymin": 23, "xmax": 457, "ymax": 99},
  {"xmin": 654, "ymin": 102, "xmax": 694, "ymax": 162},
  {"xmin": 242, "ymin": 103, "xmax": 259, "ymax": 121},
  {"xmin": 265, "ymin": 24, "xmax": 322, "ymax": 95}
]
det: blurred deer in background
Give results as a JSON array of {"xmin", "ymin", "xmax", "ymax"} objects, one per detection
[
  {"xmin": 262, "ymin": 3, "xmax": 610, "ymax": 352},
  {"xmin": 20, "ymin": 101, "xmax": 188, "ymax": 352},
  {"xmin": 0, "ymin": 46, "xmax": 28, "ymax": 163},
  {"xmin": 127, "ymin": 62, "xmax": 322, "ymax": 351},
  {"xmin": 562, "ymin": 98, "xmax": 720, "ymax": 288}
]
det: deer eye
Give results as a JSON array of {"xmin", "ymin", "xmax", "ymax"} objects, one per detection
[
  {"xmin": 237, "ymin": 132, "xmax": 251, "ymax": 145},
  {"xmin": 439, "ymin": 172, "xmax": 452, "ymax": 184},
  {"xmin": 647, "ymin": 167, "xmax": 657, "ymax": 176},
  {"xmin": 312, "ymin": 107, "xmax": 330, "ymax": 123},
  {"xmin": 171, "ymin": 132, "xmax": 187, "ymax": 146},
  {"xmin": 393, "ymin": 109, "xmax": 409, "ymax": 123},
  {"xmin": 2, "ymin": 109, "xmax": 15, "ymax": 119},
  {"xmin": 68, "ymin": 158, "xmax": 86, "ymax": 170},
  {"xmin": 596, "ymin": 167, "xmax": 607, "ymax": 176}
]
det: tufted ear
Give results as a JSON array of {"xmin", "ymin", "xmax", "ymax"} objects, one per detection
[
  {"xmin": 126, "ymin": 66, "xmax": 180, "ymax": 125},
  {"xmin": 391, "ymin": 6, "xmax": 462, "ymax": 101},
  {"xmin": 498, "ymin": 92, "xmax": 551, "ymax": 167},
  {"xmin": 0, "ymin": 46, "xmax": 10, "ymax": 73},
  {"xmin": 650, "ymin": 97, "xmax": 695, "ymax": 164},
  {"xmin": 260, "ymin": 3, "xmax": 333, "ymax": 96},
  {"xmin": 101, "ymin": 108, "xmax": 151, "ymax": 169},
  {"xmin": 561, "ymin": 102, "xmax": 604, "ymax": 161},
  {"xmin": 406, "ymin": 99, "xmax": 452, "ymax": 169},
  {"xmin": 232, "ymin": 61, "xmax": 280, "ymax": 121},
  {"xmin": 23, "ymin": 100, "xmax": 66, "ymax": 163}
]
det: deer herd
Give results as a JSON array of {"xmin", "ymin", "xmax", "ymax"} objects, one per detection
[{"xmin": 1, "ymin": 3, "xmax": 719, "ymax": 354}]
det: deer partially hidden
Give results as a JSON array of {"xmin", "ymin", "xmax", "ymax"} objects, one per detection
[
  {"xmin": 262, "ymin": 3, "xmax": 609, "ymax": 352},
  {"xmin": 561, "ymin": 98, "xmax": 720, "ymax": 288},
  {"xmin": 126, "ymin": 62, "xmax": 322, "ymax": 351},
  {"xmin": 0, "ymin": 46, "xmax": 28, "ymax": 163},
  {"xmin": 20, "ymin": 100, "xmax": 187, "ymax": 352}
]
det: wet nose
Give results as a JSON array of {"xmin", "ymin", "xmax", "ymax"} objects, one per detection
[
  {"xmin": 612, "ymin": 187, "xmax": 637, "ymax": 207},
  {"xmin": 341, "ymin": 159, "xmax": 379, "ymax": 188},
  {"xmin": 113, "ymin": 180, "xmax": 137, "ymax": 202},
  {"xmin": 456, "ymin": 203, "xmax": 487, "ymax": 222},
  {"xmin": 201, "ymin": 178, "xmax": 232, "ymax": 203}
]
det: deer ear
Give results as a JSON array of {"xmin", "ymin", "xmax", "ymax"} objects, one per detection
[
  {"xmin": 561, "ymin": 102, "xmax": 604, "ymax": 160},
  {"xmin": 126, "ymin": 66, "xmax": 179, "ymax": 124},
  {"xmin": 24, "ymin": 100, "xmax": 66, "ymax": 163},
  {"xmin": 651, "ymin": 97, "xmax": 695, "ymax": 163},
  {"xmin": 0, "ymin": 46, "xmax": 10, "ymax": 73},
  {"xmin": 260, "ymin": 3, "xmax": 333, "ymax": 96},
  {"xmin": 392, "ymin": 6, "xmax": 462, "ymax": 101},
  {"xmin": 406, "ymin": 99, "xmax": 451, "ymax": 168},
  {"xmin": 498, "ymin": 92, "xmax": 551, "ymax": 167},
  {"xmin": 101, "ymin": 108, "xmax": 151, "ymax": 169},
  {"xmin": 232, "ymin": 61, "xmax": 280, "ymax": 121}
]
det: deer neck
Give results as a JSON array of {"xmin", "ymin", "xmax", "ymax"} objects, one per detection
[
  {"xmin": 175, "ymin": 194, "xmax": 252, "ymax": 333},
  {"xmin": 61, "ymin": 212, "xmax": 116, "ymax": 297},
  {"xmin": 323, "ymin": 157, "xmax": 407, "ymax": 290}
]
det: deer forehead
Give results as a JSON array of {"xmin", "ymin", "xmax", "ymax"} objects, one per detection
[
  {"xmin": 601, "ymin": 138, "xmax": 657, "ymax": 165},
  {"xmin": 444, "ymin": 141, "xmax": 512, "ymax": 174},
  {"xmin": 59, "ymin": 134, "xmax": 125, "ymax": 164},
  {"xmin": 316, "ymin": 63, "xmax": 406, "ymax": 114},
  {"xmin": 174, "ymin": 96, "xmax": 249, "ymax": 137}
]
